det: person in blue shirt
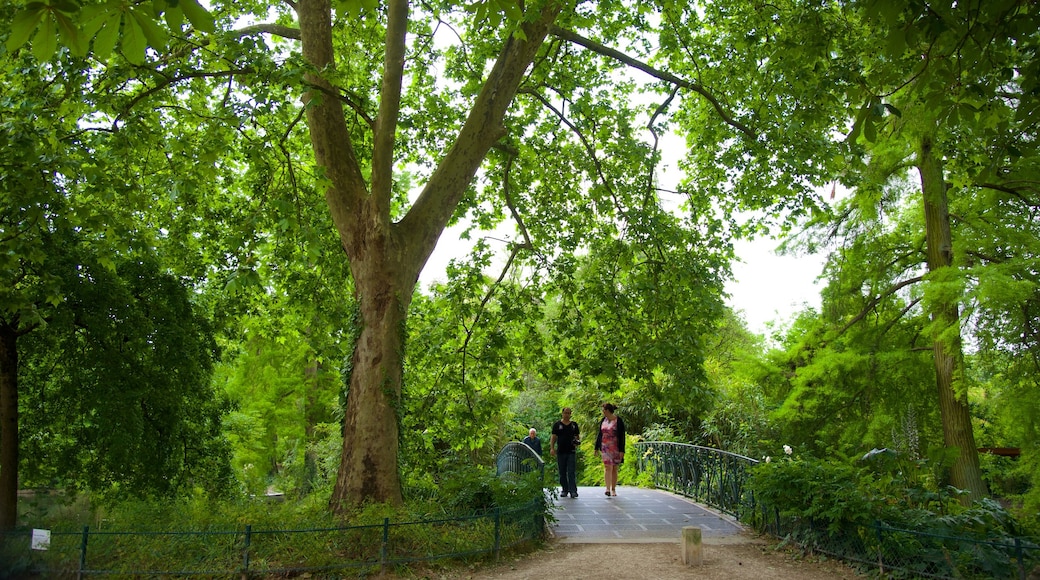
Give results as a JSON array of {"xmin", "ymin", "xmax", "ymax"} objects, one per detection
[{"xmin": 522, "ymin": 428, "xmax": 543, "ymax": 456}]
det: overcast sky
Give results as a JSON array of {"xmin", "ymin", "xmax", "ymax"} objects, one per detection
[{"xmin": 726, "ymin": 238, "xmax": 824, "ymax": 335}]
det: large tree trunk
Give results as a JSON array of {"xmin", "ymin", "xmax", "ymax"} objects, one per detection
[
  {"xmin": 0, "ymin": 324, "xmax": 18, "ymax": 531},
  {"xmin": 331, "ymin": 265, "xmax": 410, "ymax": 508},
  {"xmin": 917, "ymin": 133, "xmax": 988, "ymax": 503},
  {"xmin": 295, "ymin": 0, "xmax": 565, "ymax": 510}
]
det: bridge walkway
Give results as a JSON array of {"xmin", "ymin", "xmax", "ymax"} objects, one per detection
[{"xmin": 549, "ymin": 485, "xmax": 746, "ymax": 544}]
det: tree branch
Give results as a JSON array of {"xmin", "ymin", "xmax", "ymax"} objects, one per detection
[
  {"xmin": 976, "ymin": 181, "xmax": 1040, "ymax": 206},
  {"xmin": 459, "ymin": 154, "xmax": 531, "ymax": 388},
  {"xmin": 396, "ymin": 2, "xmax": 564, "ymax": 278},
  {"xmin": 645, "ymin": 86, "xmax": 680, "ymax": 205},
  {"xmin": 114, "ymin": 69, "xmax": 253, "ymax": 127},
  {"xmin": 519, "ymin": 87, "xmax": 617, "ymax": 205},
  {"xmin": 371, "ymin": 0, "xmax": 409, "ymax": 215},
  {"xmin": 549, "ymin": 26, "xmax": 756, "ymax": 139},
  {"xmin": 233, "ymin": 23, "xmax": 301, "ymax": 40},
  {"xmin": 837, "ymin": 275, "xmax": 923, "ymax": 336}
]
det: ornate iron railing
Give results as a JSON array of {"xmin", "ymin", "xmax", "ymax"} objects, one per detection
[
  {"xmin": 495, "ymin": 441, "xmax": 545, "ymax": 480},
  {"xmin": 634, "ymin": 441, "xmax": 759, "ymax": 518}
]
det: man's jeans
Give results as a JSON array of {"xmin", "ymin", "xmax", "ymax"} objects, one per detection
[{"xmin": 557, "ymin": 452, "xmax": 577, "ymax": 495}]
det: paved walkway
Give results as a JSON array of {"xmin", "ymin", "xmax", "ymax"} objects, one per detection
[{"xmin": 550, "ymin": 485, "xmax": 745, "ymax": 544}]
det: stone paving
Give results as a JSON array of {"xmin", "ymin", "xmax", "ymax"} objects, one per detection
[{"xmin": 549, "ymin": 485, "xmax": 745, "ymax": 544}]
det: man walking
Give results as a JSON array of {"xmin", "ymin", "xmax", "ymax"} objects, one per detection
[{"xmin": 550, "ymin": 407, "xmax": 580, "ymax": 498}]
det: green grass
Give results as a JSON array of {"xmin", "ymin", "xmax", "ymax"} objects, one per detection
[{"xmin": 2, "ymin": 473, "xmax": 550, "ymax": 578}]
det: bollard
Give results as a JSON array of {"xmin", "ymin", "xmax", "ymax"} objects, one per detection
[{"xmin": 681, "ymin": 526, "xmax": 702, "ymax": 566}]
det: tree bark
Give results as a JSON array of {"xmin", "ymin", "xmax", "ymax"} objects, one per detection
[
  {"xmin": 917, "ymin": 133, "xmax": 988, "ymax": 503},
  {"xmin": 0, "ymin": 323, "xmax": 18, "ymax": 531}
]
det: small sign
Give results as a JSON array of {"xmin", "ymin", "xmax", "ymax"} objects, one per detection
[{"xmin": 31, "ymin": 529, "xmax": 50, "ymax": 551}]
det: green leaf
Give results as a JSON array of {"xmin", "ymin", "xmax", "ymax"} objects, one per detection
[
  {"xmin": 50, "ymin": 0, "xmax": 80, "ymax": 13},
  {"xmin": 7, "ymin": 6, "xmax": 46, "ymax": 52},
  {"xmin": 92, "ymin": 14, "xmax": 121, "ymax": 60},
  {"xmin": 132, "ymin": 7, "xmax": 169, "ymax": 50},
  {"xmin": 54, "ymin": 11, "xmax": 86, "ymax": 57},
  {"xmin": 122, "ymin": 14, "xmax": 146, "ymax": 64},
  {"xmin": 332, "ymin": 0, "xmax": 359, "ymax": 18},
  {"xmin": 164, "ymin": 4, "xmax": 185, "ymax": 31},
  {"xmin": 179, "ymin": 0, "xmax": 215, "ymax": 33},
  {"xmin": 863, "ymin": 117, "xmax": 877, "ymax": 143},
  {"xmin": 31, "ymin": 14, "xmax": 57, "ymax": 61},
  {"xmin": 884, "ymin": 27, "xmax": 905, "ymax": 59}
]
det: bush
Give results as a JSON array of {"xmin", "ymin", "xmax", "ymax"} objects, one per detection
[{"xmin": 747, "ymin": 447, "xmax": 1040, "ymax": 578}]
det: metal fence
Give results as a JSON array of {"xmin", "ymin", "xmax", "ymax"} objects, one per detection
[
  {"xmin": 496, "ymin": 441, "xmax": 545, "ymax": 480},
  {"xmin": 0, "ymin": 498, "xmax": 546, "ymax": 578},
  {"xmin": 633, "ymin": 441, "xmax": 1040, "ymax": 579},
  {"xmin": 755, "ymin": 511, "xmax": 1040, "ymax": 579},
  {"xmin": 633, "ymin": 441, "xmax": 759, "ymax": 518}
]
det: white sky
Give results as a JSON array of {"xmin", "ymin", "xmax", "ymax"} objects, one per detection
[{"xmin": 725, "ymin": 238, "xmax": 824, "ymax": 335}]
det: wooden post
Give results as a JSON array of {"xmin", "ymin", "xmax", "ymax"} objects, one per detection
[{"xmin": 682, "ymin": 526, "xmax": 702, "ymax": 566}]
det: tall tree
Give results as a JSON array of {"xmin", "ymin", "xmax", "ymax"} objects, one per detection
[
  {"xmin": 834, "ymin": 0, "xmax": 1037, "ymax": 501},
  {"xmin": 658, "ymin": 0, "xmax": 1038, "ymax": 502},
  {"xmin": 0, "ymin": 13, "xmax": 252, "ymax": 528},
  {"xmin": 9, "ymin": 0, "xmax": 764, "ymax": 511}
]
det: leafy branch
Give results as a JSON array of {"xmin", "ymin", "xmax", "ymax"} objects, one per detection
[{"xmin": 549, "ymin": 26, "xmax": 756, "ymax": 139}]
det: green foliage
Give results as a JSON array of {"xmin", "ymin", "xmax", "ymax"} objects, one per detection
[
  {"xmin": 4, "ymin": 479, "xmax": 549, "ymax": 576},
  {"xmin": 217, "ymin": 325, "xmax": 341, "ymax": 497},
  {"xmin": 407, "ymin": 463, "xmax": 547, "ymax": 517},
  {"xmin": 19, "ymin": 253, "xmax": 234, "ymax": 498},
  {"xmin": 4, "ymin": 0, "xmax": 1036, "ymax": 536},
  {"xmin": 748, "ymin": 447, "xmax": 1034, "ymax": 554}
]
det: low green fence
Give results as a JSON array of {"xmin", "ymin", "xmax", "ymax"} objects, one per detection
[
  {"xmin": 755, "ymin": 512, "xmax": 1040, "ymax": 579},
  {"xmin": 0, "ymin": 498, "xmax": 546, "ymax": 578},
  {"xmin": 633, "ymin": 441, "xmax": 1040, "ymax": 579}
]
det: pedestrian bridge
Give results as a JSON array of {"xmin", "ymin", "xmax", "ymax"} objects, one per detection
[
  {"xmin": 550, "ymin": 485, "xmax": 744, "ymax": 543},
  {"xmin": 497, "ymin": 440, "xmax": 757, "ymax": 543}
]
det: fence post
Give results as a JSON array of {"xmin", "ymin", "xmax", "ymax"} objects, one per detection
[
  {"xmin": 875, "ymin": 521, "xmax": 885, "ymax": 575},
  {"xmin": 380, "ymin": 517, "xmax": 389, "ymax": 570},
  {"xmin": 241, "ymin": 524, "xmax": 252, "ymax": 578},
  {"xmin": 493, "ymin": 508, "xmax": 502, "ymax": 560},
  {"xmin": 1016, "ymin": 537, "xmax": 1025, "ymax": 580},
  {"xmin": 76, "ymin": 526, "xmax": 89, "ymax": 580}
]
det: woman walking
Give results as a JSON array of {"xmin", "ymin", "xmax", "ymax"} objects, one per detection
[{"xmin": 594, "ymin": 403, "xmax": 626, "ymax": 497}]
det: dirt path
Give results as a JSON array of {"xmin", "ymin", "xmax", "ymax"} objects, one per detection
[{"xmin": 431, "ymin": 535, "xmax": 862, "ymax": 579}]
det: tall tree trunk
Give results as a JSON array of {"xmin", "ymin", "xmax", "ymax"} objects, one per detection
[
  {"xmin": 0, "ymin": 324, "xmax": 18, "ymax": 531},
  {"xmin": 331, "ymin": 259, "xmax": 410, "ymax": 509},
  {"xmin": 917, "ymin": 133, "xmax": 988, "ymax": 503}
]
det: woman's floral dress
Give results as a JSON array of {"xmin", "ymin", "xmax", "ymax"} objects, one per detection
[{"xmin": 600, "ymin": 418, "xmax": 623, "ymax": 465}]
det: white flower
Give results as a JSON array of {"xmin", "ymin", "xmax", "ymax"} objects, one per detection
[
  {"xmin": 783, "ymin": 445, "xmax": 793, "ymax": 456},
  {"xmin": 764, "ymin": 456, "xmax": 771, "ymax": 463}
]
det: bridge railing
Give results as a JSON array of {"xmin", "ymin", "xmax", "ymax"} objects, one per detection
[
  {"xmin": 633, "ymin": 441, "xmax": 759, "ymax": 519},
  {"xmin": 495, "ymin": 441, "xmax": 545, "ymax": 481}
]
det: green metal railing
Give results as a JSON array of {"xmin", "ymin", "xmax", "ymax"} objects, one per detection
[
  {"xmin": 634, "ymin": 441, "xmax": 759, "ymax": 518},
  {"xmin": 496, "ymin": 441, "xmax": 545, "ymax": 481},
  {"xmin": 0, "ymin": 499, "xmax": 546, "ymax": 577},
  {"xmin": 634, "ymin": 441, "xmax": 1040, "ymax": 578}
]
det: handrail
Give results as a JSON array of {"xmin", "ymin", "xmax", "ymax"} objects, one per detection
[
  {"xmin": 495, "ymin": 442, "xmax": 545, "ymax": 480},
  {"xmin": 634, "ymin": 441, "xmax": 759, "ymax": 518}
]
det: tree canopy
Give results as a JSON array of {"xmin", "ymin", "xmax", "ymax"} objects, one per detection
[{"xmin": 3, "ymin": 0, "xmax": 1038, "ymax": 524}]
